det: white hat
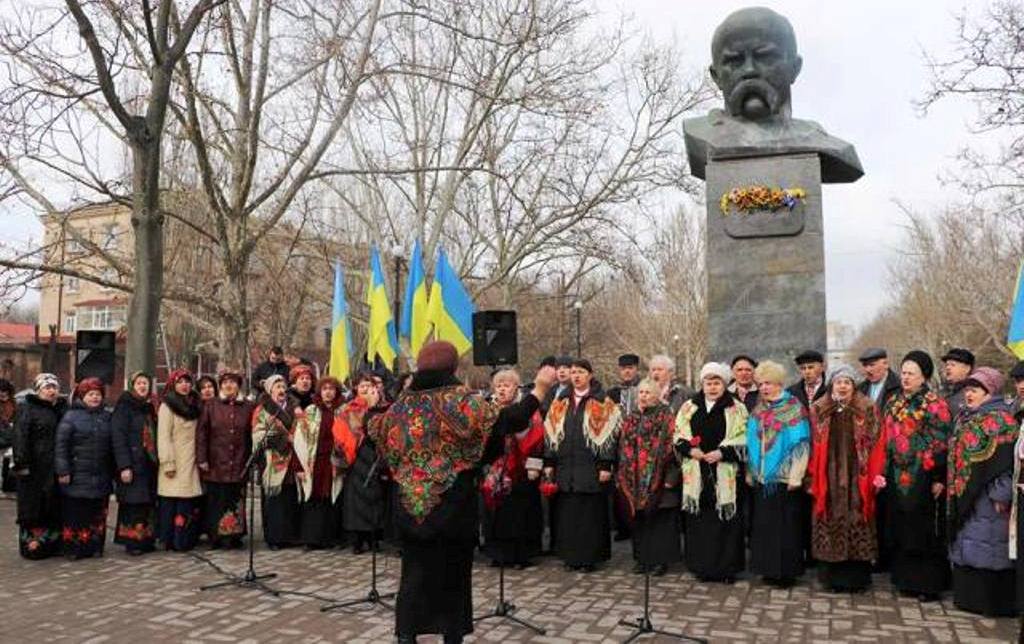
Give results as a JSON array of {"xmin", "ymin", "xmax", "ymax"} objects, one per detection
[
  {"xmin": 33, "ymin": 373, "xmax": 59, "ymax": 392},
  {"xmin": 699, "ymin": 362, "xmax": 732, "ymax": 384},
  {"xmin": 263, "ymin": 374, "xmax": 286, "ymax": 396}
]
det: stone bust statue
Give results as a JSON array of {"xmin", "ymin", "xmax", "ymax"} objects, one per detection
[{"xmin": 683, "ymin": 7, "xmax": 863, "ymax": 184}]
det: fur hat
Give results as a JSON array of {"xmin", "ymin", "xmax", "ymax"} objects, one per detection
[
  {"xmin": 901, "ymin": 350, "xmax": 934, "ymax": 381},
  {"xmin": 699, "ymin": 362, "xmax": 732, "ymax": 383}
]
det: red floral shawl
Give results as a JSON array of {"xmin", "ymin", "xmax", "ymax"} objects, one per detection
[
  {"xmin": 882, "ymin": 389, "xmax": 952, "ymax": 494},
  {"xmin": 616, "ymin": 404, "xmax": 676, "ymax": 517},
  {"xmin": 368, "ymin": 385, "xmax": 500, "ymax": 523},
  {"xmin": 809, "ymin": 393, "xmax": 886, "ymax": 522},
  {"xmin": 480, "ymin": 409, "xmax": 544, "ymax": 511}
]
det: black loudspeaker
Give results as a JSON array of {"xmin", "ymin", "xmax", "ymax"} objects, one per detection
[
  {"xmin": 76, "ymin": 330, "xmax": 116, "ymax": 384},
  {"xmin": 472, "ymin": 310, "xmax": 518, "ymax": 367}
]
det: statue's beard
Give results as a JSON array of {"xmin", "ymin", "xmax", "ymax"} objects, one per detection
[{"xmin": 725, "ymin": 78, "xmax": 782, "ymax": 120}]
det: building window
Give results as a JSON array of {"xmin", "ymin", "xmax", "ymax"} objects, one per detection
[
  {"xmin": 63, "ymin": 311, "xmax": 76, "ymax": 334},
  {"xmin": 65, "ymin": 275, "xmax": 79, "ymax": 293},
  {"xmin": 101, "ymin": 224, "xmax": 119, "ymax": 250},
  {"xmin": 99, "ymin": 267, "xmax": 117, "ymax": 292},
  {"xmin": 66, "ymin": 232, "xmax": 84, "ymax": 255},
  {"xmin": 76, "ymin": 305, "xmax": 125, "ymax": 331}
]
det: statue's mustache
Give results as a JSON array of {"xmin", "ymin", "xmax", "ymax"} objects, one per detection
[{"xmin": 725, "ymin": 78, "xmax": 781, "ymax": 117}]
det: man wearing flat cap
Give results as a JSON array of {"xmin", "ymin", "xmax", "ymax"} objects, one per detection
[
  {"xmin": 608, "ymin": 354, "xmax": 642, "ymax": 416},
  {"xmin": 939, "ymin": 347, "xmax": 975, "ymax": 417},
  {"xmin": 786, "ymin": 350, "xmax": 827, "ymax": 411},
  {"xmin": 366, "ymin": 341, "xmax": 557, "ymax": 644},
  {"xmin": 856, "ymin": 348, "xmax": 900, "ymax": 410}
]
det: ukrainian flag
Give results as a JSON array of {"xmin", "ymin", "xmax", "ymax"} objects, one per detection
[
  {"xmin": 366, "ymin": 247, "xmax": 399, "ymax": 367},
  {"xmin": 1009, "ymin": 259, "xmax": 1024, "ymax": 359},
  {"xmin": 328, "ymin": 260, "xmax": 354, "ymax": 381},
  {"xmin": 426, "ymin": 248, "xmax": 474, "ymax": 356},
  {"xmin": 399, "ymin": 240, "xmax": 431, "ymax": 356}
]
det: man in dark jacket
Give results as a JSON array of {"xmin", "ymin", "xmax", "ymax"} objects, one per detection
[
  {"xmin": 940, "ymin": 347, "xmax": 974, "ymax": 417},
  {"xmin": 648, "ymin": 354, "xmax": 692, "ymax": 413},
  {"xmin": 607, "ymin": 354, "xmax": 642, "ymax": 415},
  {"xmin": 252, "ymin": 346, "xmax": 289, "ymax": 393},
  {"xmin": 786, "ymin": 350, "xmax": 827, "ymax": 410},
  {"xmin": 856, "ymin": 347, "xmax": 900, "ymax": 410},
  {"xmin": 1011, "ymin": 361, "xmax": 1024, "ymax": 423}
]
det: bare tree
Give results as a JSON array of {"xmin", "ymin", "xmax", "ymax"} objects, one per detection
[
  {"xmin": 0, "ymin": 0, "xmax": 224, "ymax": 375},
  {"xmin": 329, "ymin": 0, "xmax": 713, "ymax": 299}
]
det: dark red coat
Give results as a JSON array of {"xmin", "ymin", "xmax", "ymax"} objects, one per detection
[{"xmin": 196, "ymin": 396, "xmax": 255, "ymax": 483}]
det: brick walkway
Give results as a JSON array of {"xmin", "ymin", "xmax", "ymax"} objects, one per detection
[{"xmin": 0, "ymin": 496, "xmax": 1017, "ymax": 643}]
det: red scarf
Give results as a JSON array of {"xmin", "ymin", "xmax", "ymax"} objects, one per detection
[
  {"xmin": 481, "ymin": 411, "xmax": 544, "ymax": 510},
  {"xmin": 809, "ymin": 394, "xmax": 886, "ymax": 522}
]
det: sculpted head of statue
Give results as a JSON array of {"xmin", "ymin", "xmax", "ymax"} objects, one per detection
[{"xmin": 710, "ymin": 7, "xmax": 803, "ymax": 121}]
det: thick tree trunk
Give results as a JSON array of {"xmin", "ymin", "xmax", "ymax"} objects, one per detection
[
  {"xmin": 217, "ymin": 263, "xmax": 250, "ymax": 374},
  {"xmin": 125, "ymin": 138, "xmax": 163, "ymax": 379}
]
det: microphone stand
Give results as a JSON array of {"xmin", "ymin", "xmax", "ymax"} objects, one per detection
[
  {"xmin": 198, "ymin": 427, "xmax": 280, "ymax": 597},
  {"xmin": 475, "ymin": 387, "xmax": 546, "ymax": 635},
  {"xmin": 617, "ymin": 412, "xmax": 703, "ymax": 644},
  {"xmin": 321, "ymin": 438, "xmax": 395, "ymax": 613}
]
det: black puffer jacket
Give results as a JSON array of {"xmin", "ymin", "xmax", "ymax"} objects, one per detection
[
  {"xmin": 55, "ymin": 400, "xmax": 114, "ymax": 500},
  {"xmin": 12, "ymin": 394, "xmax": 67, "ymax": 523},
  {"xmin": 111, "ymin": 392, "xmax": 158, "ymax": 504}
]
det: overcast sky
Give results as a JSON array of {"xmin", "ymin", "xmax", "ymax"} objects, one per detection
[
  {"xmin": 619, "ymin": 0, "xmax": 983, "ymax": 330},
  {"xmin": 5, "ymin": 1, "xmax": 986, "ymax": 333}
]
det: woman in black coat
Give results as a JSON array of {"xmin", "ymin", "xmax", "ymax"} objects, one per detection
[
  {"xmin": 111, "ymin": 371, "xmax": 158, "ymax": 555},
  {"xmin": 56, "ymin": 377, "xmax": 114, "ymax": 559},
  {"xmin": 12, "ymin": 373, "xmax": 67, "ymax": 559},
  {"xmin": 339, "ymin": 372, "xmax": 388, "ymax": 554}
]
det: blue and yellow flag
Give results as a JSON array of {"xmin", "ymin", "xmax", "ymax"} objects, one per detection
[
  {"xmin": 366, "ymin": 247, "xmax": 399, "ymax": 367},
  {"xmin": 426, "ymin": 248, "xmax": 475, "ymax": 356},
  {"xmin": 328, "ymin": 260, "xmax": 354, "ymax": 381},
  {"xmin": 1008, "ymin": 260, "xmax": 1024, "ymax": 359},
  {"xmin": 399, "ymin": 240, "xmax": 431, "ymax": 356}
]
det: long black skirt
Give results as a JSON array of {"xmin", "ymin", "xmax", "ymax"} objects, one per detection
[
  {"xmin": 632, "ymin": 507, "xmax": 681, "ymax": 566},
  {"xmin": 18, "ymin": 495, "xmax": 62, "ymax": 560},
  {"xmin": 203, "ymin": 482, "xmax": 246, "ymax": 547},
  {"xmin": 299, "ymin": 497, "xmax": 338, "ymax": 548},
  {"xmin": 115, "ymin": 502, "xmax": 156, "ymax": 553},
  {"xmin": 158, "ymin": 496, "xmax": 201, "ymax": 552},
  {"xmin": 887, "ymin": 486, "xmax": 949, "ymax": 597},
  {"xmin": 482, "ymin": 482, "xmax": 542, "ymax": 565},
  {"xmin": 396, "ymin": 538, "xmax": 475, "ymax": 638},
  {"xmin": 749, "ymin": 486, "xmax": 804, "ymax": 582},
  {"xmin": 952, "ymin": 565, "xmax": 1016, "ymax": 617},
  {"xmin": 62, "ymin": 497, "xmax": 108, "ymax": 559},
  {"xmin": 554, "ymin": 492, "xmax": 610, "ymax": 566},
  {"xmin": 261, "ymin": 484, "xmax": 300, "ymax": 547},
  {"xmin": 819, "ymin": 560, "xmax": 872, "ymax": 592},
  {"xmin": 684, "ymin": 509, "xmax": 745, "ymax": 580}
]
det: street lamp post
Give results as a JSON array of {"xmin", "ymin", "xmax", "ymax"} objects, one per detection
[
  {"xmin": 672, "ymin": 334, "xmax": 680, "ymax": 384},
  {"xmin": 391, "ymin": 243, "xmax": 405, "ymax": 372},
  {"xmin": 573, "ymin": 300, "xmax": 583, "ymax": 358}
]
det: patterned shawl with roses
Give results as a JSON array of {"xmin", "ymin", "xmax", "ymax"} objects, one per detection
[
  {"xmin": 368, "ymin": 384, "xmax": 500, "ymax": 524},
  {"xmin": 882, "ymin": 388, "xmax": 951, "ymax": 495},
  {"xmin": 947, "ymin": 399, "xmax": 1017, "ymax": 536},
  {"xmin": 746, "ymin": 391, "xmax": 810, "ymax": 488},
  {"xmin": 616, "ymin": 403, "xmax": 676, "ymax": 518}
]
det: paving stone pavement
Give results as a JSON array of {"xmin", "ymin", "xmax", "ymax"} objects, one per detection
[{"xmin": 0, "ymin": 496, "xmax": 1018, "ymax": 643}]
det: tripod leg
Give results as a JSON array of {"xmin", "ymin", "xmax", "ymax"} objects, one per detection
[
  {"xmin": 200, "ymin": 578, "xmax": 240, "ymax": 591},
  {"xmin": 505, "ymin": 613, "xmax": 546, "ymax": 635}
]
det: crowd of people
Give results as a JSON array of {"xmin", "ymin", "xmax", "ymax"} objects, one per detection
[{"xmin": 5, "ymin": 341, "xmax": 1024, "ymax": 638}]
